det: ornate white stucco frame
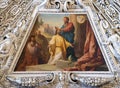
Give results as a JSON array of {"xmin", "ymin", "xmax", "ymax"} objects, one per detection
[{"xmin": 0, "ymin": 0, "xmax": 120, "ymax": 88}]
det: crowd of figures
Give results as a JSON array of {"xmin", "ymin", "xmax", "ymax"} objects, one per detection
[{"xmin": 15, "ymin": 30, "xmax": 50, "ymax": 71}]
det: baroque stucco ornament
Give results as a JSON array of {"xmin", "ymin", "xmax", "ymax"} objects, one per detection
[
  {"xmin": 0, "ymin": 0, "xmax": 120, "ymax": 88},
  {"xmin": 43, "ymin": 0, "xmax": 84, "ymax": 11}
]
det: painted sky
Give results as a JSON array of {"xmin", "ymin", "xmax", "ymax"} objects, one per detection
[{"xmin": 40, "ymin": 14, "xmax": 70, "ymax": 28}]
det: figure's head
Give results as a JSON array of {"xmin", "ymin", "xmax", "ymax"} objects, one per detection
[
  {"xmin": 31, "ymin": 36, "xmax": 35, "ymax": 41},
  {"xmin": 55, "ymin": 29, "xmax": 61, "ymax": 35},
  {"xmin": 36, "ymin": 30, "xmax": 41, "ymax": 35},
  {"xmin": 30, "ymin": 35, "xmax": 36, "ymax": 45},
  {"xmin": 63, "ymin": 17, "xmax": 69, "ymax": 24}
]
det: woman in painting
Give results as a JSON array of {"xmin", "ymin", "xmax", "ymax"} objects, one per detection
[
  {"xmin": 48, "ymin": 28, "xmax": 72, "ymax": 65},
  {"xmin": 64, "ymin": 16, "xmax": 104, "ymax": 71},
  {"xmin": 16, "ymin": 35, "xmax": 40, "ymax": 71}
]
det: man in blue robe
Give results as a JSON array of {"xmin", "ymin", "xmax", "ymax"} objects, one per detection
[{"xmin": 59, "ymin": 17, "xmax": 77, "ymax": 61}]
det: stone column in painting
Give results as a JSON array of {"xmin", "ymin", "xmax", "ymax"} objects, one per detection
[{"xmin": 69, "ymin": 14, "xmax": 86, "ymax": 58}]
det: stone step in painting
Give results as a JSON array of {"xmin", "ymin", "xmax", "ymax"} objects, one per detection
[{"xmin": 26, "ymin": 60, "xmax": 74, "ymax": 71}]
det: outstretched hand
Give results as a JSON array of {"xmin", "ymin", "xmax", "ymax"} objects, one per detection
[
  {"xmin": 69, "ymin": 43, "xmax": 74, "ymax": 48},
  {"xmin": 55, "ymin": 26, "xmax": 60, "ymax": 30}
]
